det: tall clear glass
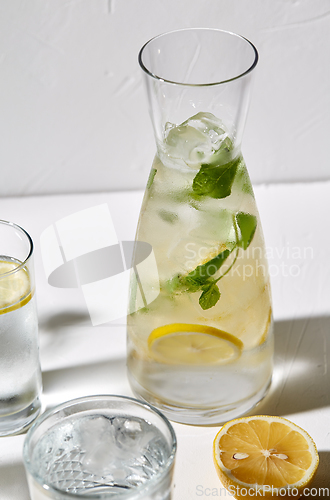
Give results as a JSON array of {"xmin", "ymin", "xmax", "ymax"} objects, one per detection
[
  {"xmin": 127, "ymin": 29, "xmax": 273, "ymax": 425},
  {"xmin": 0, "ymin": 220, "xmax": 42, "ymax": 435}
]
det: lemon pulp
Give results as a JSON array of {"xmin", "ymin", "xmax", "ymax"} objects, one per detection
[
  {"xmin": 148, "ymin": 323, "xmax": 243, "ymax": 365},
  {"xmin": 0, "ymin": 259, "xmax": 32, "ymax": 314},
  {"xmin": 213, "ymin": 415, "xmax": 319, "ymax": 498}
]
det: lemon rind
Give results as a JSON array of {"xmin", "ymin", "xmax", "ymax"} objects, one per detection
[
  {"xmin": 149, "ymin": 323, "xmax": 243, "ymax": 347},
  {"xmin": 0, "ymin": 261, "xmax": 33, "ymax": 314},
  {"xmin": 148, "ymin": 323, "xmax": 244, "ymax": 365},
  {"xmin": 0, "ymin": 289, "xmax": 34, "ymax": 315},
  {"xmin": 213, "ymin": 415, "xmax": 319, "ymax": 494}
]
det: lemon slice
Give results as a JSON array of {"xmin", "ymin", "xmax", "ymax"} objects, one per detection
[
  {"xmin": 213, "ymin": 415, "xmax": 319, "ymax": 499},
  {"xmin": 0, "ymin": 259, "xmax": 32, "ymax": 314},
  {"xmin": 148, "ymin": 323, "xmax": 243, "ymax": 365}
]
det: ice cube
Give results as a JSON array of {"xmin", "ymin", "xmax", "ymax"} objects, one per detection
[
  {"xmin": 77, "ymin": 415, "xmax": 114, "ymax": 449},
  {"xmin": 164, "ymin": 112, "xmax": 230, "ymax": 168},
  {"xmin": 77, "ymin": 415, "xmax": 117, "ymax": 476},
  {"xmin": 112, "ymin": 416, "xmax": 144, "ymax": 449}
]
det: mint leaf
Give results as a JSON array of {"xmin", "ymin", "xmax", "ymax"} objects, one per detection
[
  {"xmin": 169, "ymin": 249, "xmax": 230, "ymax": 295},
  {"xmin": 167, "ymin": 249, "xmax": 231, "ymax": 310},
  {"xmin": 147, "ymin": 168, "xmax": 157, "ymax": 189},
  {"xmin": 235, "ymin": 212, "xmax": 257, "ymax": 250},
  {"xmin": 188, "ymin": 249, "xmax": 230, "ymax": 281},
  {"xmin": 192, "ymin": 157, "xmax": 240, "ymax": 199},
  {"xmin": 158, "ymin": 210, "xmax": 178, "ymax": 224},
  {"xmin": 199, "ymin": 282, "xmax": 221, "ymax": 310},
  {"xmin": 234, "ymin": 162, "xmax": 255, "ymax": 197},
  {"xmin": 177, "ymin": 274, "xmax": 206, "ymax": 293}
]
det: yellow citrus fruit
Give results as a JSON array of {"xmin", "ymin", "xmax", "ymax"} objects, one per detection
[
  {"xmin": 0, "ymin": 259, "xmax": 32, "ymax": 314},
  {"xmin": 213, "ymin": 415, "xmax": 319, "ymax": 499},
  {"xmin": 148, "ymin": 323, "xmax": 243, "ymax": 365}
]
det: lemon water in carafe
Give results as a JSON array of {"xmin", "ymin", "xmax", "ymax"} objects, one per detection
[{"xmin": 127, "ymin": 29, "xmax": 273, "ymax": 425}]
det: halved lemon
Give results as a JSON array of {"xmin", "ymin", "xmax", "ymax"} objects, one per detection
[
  {"xmin": 213, "ymin": 415, "xmax": 319, "ymax": 499},
  {"xmin": 0, "ymin": 260, "xmax": 32, "ymax": 314},
  {"xmin": 148, "ymin": 323, "xmax": 243, "ymax": 365}
]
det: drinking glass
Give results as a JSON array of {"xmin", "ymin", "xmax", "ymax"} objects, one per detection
[
  {"xmin": 23, "ymin": 395, "xmax": 177, "ymax": 500},
  {"xmin": 0, "ymin": 220, "xmax": 42, "ymax": 436},
  {"xmin": 127, "ymin": 29, "xmax": 273, "ymax": 425}
]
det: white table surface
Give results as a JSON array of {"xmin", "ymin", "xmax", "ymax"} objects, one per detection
[{"xmin": 1, "ymin": 182, "xmax": 330, "ymax": 498}]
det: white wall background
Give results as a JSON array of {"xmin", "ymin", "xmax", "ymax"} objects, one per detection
[{"xmin": 0, "ymin": 0, "xmax": 329, "ymax": 197}]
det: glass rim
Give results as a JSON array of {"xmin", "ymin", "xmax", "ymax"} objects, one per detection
[
  {"xmin": 23, "ymin": 394, "xmax": 177, "ymax": 500},
  {"xmin": 138, "ymin": 27, "xmax": 259, "ymax": 87},
  {"xmin": 0, "ymin": 219, "xmax": 33, "ymax": 277}
]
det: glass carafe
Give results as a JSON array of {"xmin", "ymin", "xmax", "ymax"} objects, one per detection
[{"xmin": 127, "ymin": 28, "xmax": 273, "ymax": 425}]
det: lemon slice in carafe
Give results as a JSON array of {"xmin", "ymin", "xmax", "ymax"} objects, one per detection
[{"xmin": 148, "ymin": 323, "xmax": 243, "ymax": 365}]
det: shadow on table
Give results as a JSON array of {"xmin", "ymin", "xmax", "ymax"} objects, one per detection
[
  {"xmin": 39, "ymin": 310, "xmax": 92, "ymax": 330},
  {"xmin": 39, "ymin": 312, "xmax": 330, "ymax": 418},
  {"xmin": 41, "ymin": 355, "xmax": 128, "ymax": 410},
  {"xmin": 39, "ymin": 310, "xmax": 127, "ymax": 331},
  {"xmin": 253, "ymin": 315, "xmax": 330, "ymax": 416},
  {"xmin": 0, "ymin": 462, "xmax": 30, "ymax": 500},
  {"xmin": 312, "ymin": 451, "xmax": 330, "ymax": 490},
  {"xmin": 39, "ymin": 311, "xmax": 129, "ymax": 407}
]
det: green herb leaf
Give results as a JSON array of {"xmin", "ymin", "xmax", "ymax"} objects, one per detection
[
  {"xmin": 158, "ymin": 210, "xmax": 178, "ymax": 224},
  {"xmin": 192, "ymin": 157, "xmax": 240, "ymax": 199},
  {"xmin": 235, "ymin": 212, "xmax": 257, "ymax": 250},
  {"xmin": 199, "ymin": 282, "xmax": 221, "ymax": 310},
  {"xmin": 188, "ymin": 249, "xmax": 230, "ymax": 281},
  {"xmin": 234, "ymin": 162, "xmax": 255, "ymax": 197},
  {"xmin": 147, "ymin": 168, "xmax": 157, "ymax": 189},
  {"xmin": 169, "ymin": 248, "xmax": 230, "ymax": 297},
  {"xmin": 176, "ymin": 274, "xmax": 206, "ymax": 293}
]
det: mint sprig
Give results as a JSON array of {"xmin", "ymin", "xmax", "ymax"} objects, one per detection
[
  {"xmin": 170, "ymin": 249, "xmax": 230, "ymax": 310},
  {"xmin": 168, "ymin": 211, "xmax": 258, "ymax": 310},
  {"xmin": 187, "ymin": 249, "xmax": 230, "ymax": 282}
]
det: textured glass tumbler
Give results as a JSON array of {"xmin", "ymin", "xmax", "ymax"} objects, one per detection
[
  {"xmin": 127, "ymin": 29, "xmax": 273, "ymax": 425},
  {"xmin": 0, "ymin": 220, "xmax": 42, "ymax": 436},
  {"xmin": 23, "ymin": 395, "xmax": 177, "ymax": 500}
]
